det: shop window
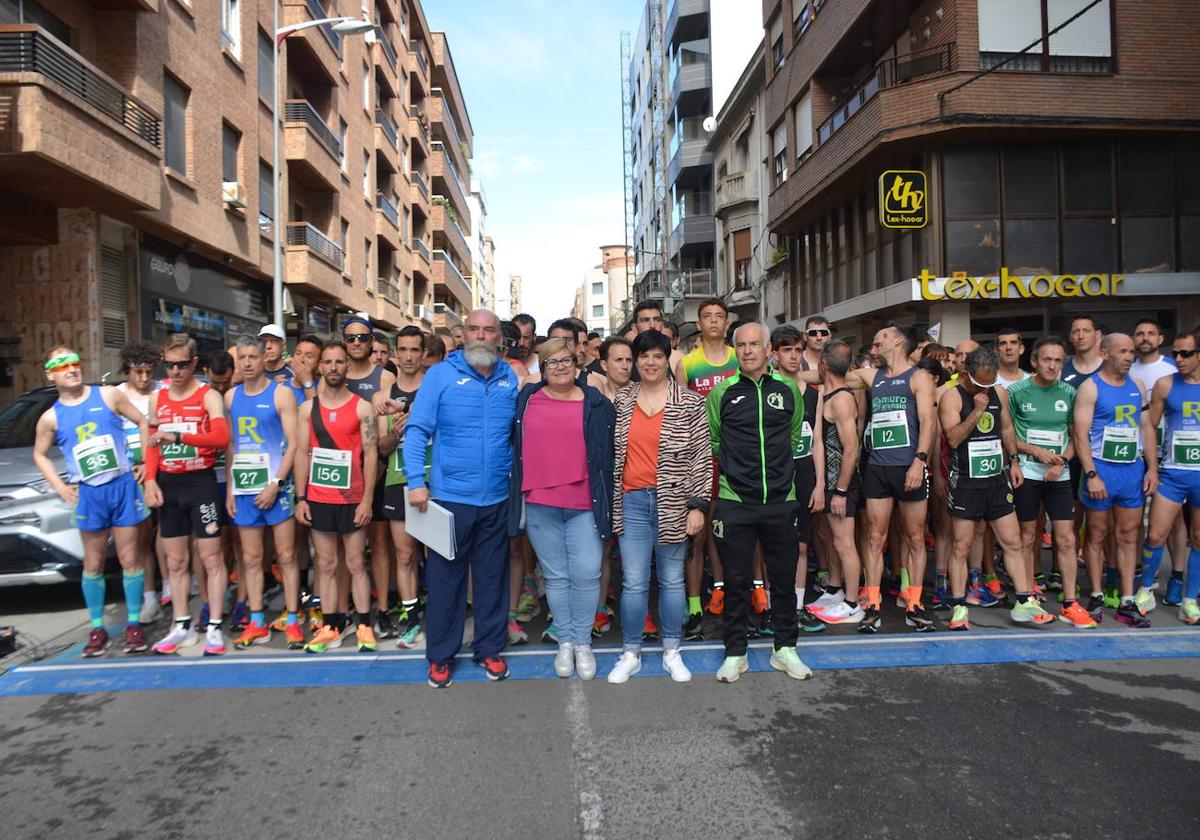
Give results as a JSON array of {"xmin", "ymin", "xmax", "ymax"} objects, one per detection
[
  {"xmin": 1122, "ymin": 217, "xmax": 1173, "ymax": 274},
  {"xmin": 1003, "ymin": 145, "xmax": 1057, "ymax": 215},
  {"xmin": 945, "ymin": 220, "xmax": 1001, "ymax": 276},
  {"xmin": 1180, "ymin": 217, "xmax": 1200, "ymax": 272},
  {"xmin": 1061, "ymin": 142, "xmax": 1113, "ymax": 213},
  {"xmin": 1004, "ymin": 219, "xmax": 1056, "ymax": 275},
  {"xmin": 1120, "ymin": 140, "xmax": 1175, "ymax": 216},
  {"xmin": 1062, "ymin": 216, "xmax": 1116, "ymax": 276},
  {"xmin": 944, "ymin": 147, "xmax": 999, "ymax": 216}
]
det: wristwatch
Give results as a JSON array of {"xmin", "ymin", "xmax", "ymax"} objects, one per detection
[
  {"xmin": 915, "ymin": 451, "xmax": 928, "ymax": 463},
  {"xmin": 174, "ymin": 430, "xmax": 183, "ymax": 445},
  {"xmin": 831, "ymin": 487, "xmax": 848, "ymax": 497},
  {"xmin": 1085, "ymin": 469, "xmax": 1097, "ymax": 479}
]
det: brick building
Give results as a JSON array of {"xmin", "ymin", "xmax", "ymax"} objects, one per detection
[
  {"xmin": 0, "ymin": 0, "xmax": 475, "ymax": 402},
  {"xmin": 762, "ymin": 0, "xmax": 1200, "ymax": 348}
]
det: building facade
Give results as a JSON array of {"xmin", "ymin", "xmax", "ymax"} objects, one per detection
[
  {"xmin": 467, "ymin": 175, "xmax": 491, "ymax": 310},
  {"xmin": 0, "ymin": 0, "xmax": 475, "ymax": 402},
  {"xmin": 577, "ymin": 245, "xmax": 633, "ymax": 338},
  {"xmin": 761, "ymin": 0, "xmax": 1200, "ymax": 349}
]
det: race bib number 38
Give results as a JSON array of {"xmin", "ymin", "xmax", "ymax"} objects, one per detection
[
  {"xmin": 871, "ymin": 410, "xmax": 910, "ymax": 450},
  {"xmin": 73, "ymin": 434, "xmax": 120, "ymax": 483},
  {"xmin": 310, "ymin": 447, "xmax": 351, "ymax": 490}
]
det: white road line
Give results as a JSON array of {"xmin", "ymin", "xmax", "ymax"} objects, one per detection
[{"xmin": 566, "ymin": 681, "xmax": 604, "ymax": 840}]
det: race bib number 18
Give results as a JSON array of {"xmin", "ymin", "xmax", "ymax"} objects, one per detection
[{"xmin": 1172, "ymin": 430, "xmax": 1200, "ymax": 467}]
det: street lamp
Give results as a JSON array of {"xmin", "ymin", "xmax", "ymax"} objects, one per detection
[{"xmin": 271, "ymin": 10, "xmax": 376, "ymax": 329}]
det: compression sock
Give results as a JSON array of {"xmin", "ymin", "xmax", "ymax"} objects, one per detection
[
  {"xmin": 402, "ymin": 598, "xmax": 420, "ymax": 621},
  {"xmin": 907, "ymin": 585, "xmax": 923, "ymax": 608},
  {"xmin": 862, "ymin": 586, "xmax": 881, "ymax": 609},
  {"xmin": 1140, "ymin": 544, "xmax": 1165, "ymax": 590},
  {"xmin": 122, "ymin": 570, "xmax": 145, "ymax": 624},
  {"xmin": 1187, "ymin": 549, "xmax": 1200, "ymax": 600},
  {"xmin": 687, "ymin": 596, "xmax": 702, "ymax": 616},
  {"xmin": 794, "ymin": 587, "xmax": 805, "ymax": 606},
  {"xmin": 286, "ymin": 612, "xmax": 299, "ymax": 626},
  {"xmin": 1104, "ymin": 566, "xmax": 1118, "ymax": 590},
  {"xmin": 82, "ymin": 572, "xmax": 106, "ymax": 628},
  {"xmin": 899, "ymin": 567, "xmax": 910, "ymax": 593},
  {"xmin": 251, "ymin": 610, "xmax": 265, "ymax": 627}
]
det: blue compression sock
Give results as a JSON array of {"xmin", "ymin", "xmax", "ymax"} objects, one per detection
[
  {"xmin": 1104, "ymin": 566, "xmax": 1118, "ymax": 589},
  {"xmin": 82, "ymin": 572, "xmax": 106, "ymax": 628},
  {"xmin": 286, "ymin": 612, "xmax": 299, "ymax": 626},
  {"xmin": 122, "ymin": 570, "xmax": 145, "ymax": 623},
  {"xmin": 1187, "ymin": 549, "xmax": 1200, "ymax": 600},
  {"xmin": 1140, "ymin": 544, "xmax": 1164, "ymax": 590},
  {"xmin": 251, "ymin": 611, "xmax": 265, "ymax": 627}
]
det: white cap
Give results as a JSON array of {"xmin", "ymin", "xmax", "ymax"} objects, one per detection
[{"xmin": 258, "ymin": 324, "xmax": 285, "ymax": 340}]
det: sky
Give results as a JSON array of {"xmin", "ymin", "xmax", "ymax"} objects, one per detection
[{"xmin": 423, "ymin": 0, "xmax": 647, "ymax": 330}]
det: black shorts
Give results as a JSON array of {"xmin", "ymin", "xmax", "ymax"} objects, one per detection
[
  {"xmin": 1068, "ymin": 457, "xmax": 1083, "ymax": 501},
  {"xmin": 792, "ymin": 457, "xmax": 815, "ymax": 542},
  {"xmin": 824, "ymin": 473, "xmax": 862, "ymax": 519},
  {"xmin": 157, "ymin": 470, "xmax": 223, "ymax": 539},
  {"xmin": 1013, "ymin": 478, "xmax": 1075, "ymax": 522},
  {"xmin": 308, "ymin": 501, "xmax": 360, "ymax": 535},
  {"xmin": 371, "ymin": 472, "xmax": 388, "ymax": 522},
  {"xmin": 948, "ymin": 482, "xmax": 1015, "ymax": 522},
  {"xmin": 862, "ymin": 463, "xmax": 928, "ymax": 503},
  {"xmin": 381, "ymin": 483, "xmax": 407, "ymax": 522}
]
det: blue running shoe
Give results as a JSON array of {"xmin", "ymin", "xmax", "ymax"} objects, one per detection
[
  {"xmin": 229, "ymin": 600, "xmax": 250, "ymax": 631},
  {"xmin": 1164, "ymin": 575, "xmax": 1184, "ymax": 607},
  {"xmin": 931, "ymin": 580, "xmax": 950, "ymax": 611},
  {"xmin": 965, "ymin": 585, "xmax": 1001, "ymax": 608}
]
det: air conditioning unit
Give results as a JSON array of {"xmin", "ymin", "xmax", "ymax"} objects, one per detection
[
  {"xmin": 415, "ymin": 304, "xmax": 432, "ymax": 323},
  {"xmin": 222, "ymin": 181, "xmax": 246, "ymax": 209}
]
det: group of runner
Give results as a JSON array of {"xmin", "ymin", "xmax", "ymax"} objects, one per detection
[{"xmin": 32, "ymin": 300, "xmax": 1199, "ymax": 673}]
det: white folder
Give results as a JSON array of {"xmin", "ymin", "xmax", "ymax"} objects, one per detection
[{"xmin": 403, "ymin": 487, "xmax": 457, "ymax": 560}]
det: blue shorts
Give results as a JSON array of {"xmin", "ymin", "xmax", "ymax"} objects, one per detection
[
  {"xmin": 74, "ymin": 471, "xmax": 149, "ymax": 532},
  {"xmin": 1157, "ymin": 468, "xmax": 1200, "ymax": 506},
  {"xmin": 1079, "ymin": 459, "xmax": 1145, "ymax": 511},
  {"xmin": 232, "ymin": 484, "xmax": 294, "ymax": 528}
]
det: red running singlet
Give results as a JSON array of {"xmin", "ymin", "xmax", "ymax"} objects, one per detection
[
  {"xmin": 155, "ymin": 383, "xmax": 216, "ymax": 474},
  {"xmin": 307, "ymin": 394, "xmax": 365, "ymax": 505}
]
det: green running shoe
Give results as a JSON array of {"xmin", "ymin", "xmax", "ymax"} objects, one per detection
[
  {"xmin": 1179, "ymin": 598, "xmax": 1200, "ymax": 626},
  {"xmin": 1102, "ymin": 586, "xmax": 1120, "ymax": 609},
  {"xmin": 1133, "ymin": 586, "xmax": 1157, "ymax": 615},
  {"xmin": 1011, "ymin": 599, "xmax": 1055, "ymax": 626},
  {"xmin": 715, "ymin": 655, "xmax": 749, "ymax": 683},
  {"xmin": 769, "ymin": 646, "xmax": 812, "ymax": 681}
]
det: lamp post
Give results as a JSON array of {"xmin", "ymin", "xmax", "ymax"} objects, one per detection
[{"xmin": 272, "ymin": 9, "xmax": 375, "ymax": 330}]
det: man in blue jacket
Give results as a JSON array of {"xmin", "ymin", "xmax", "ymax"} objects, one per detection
[{"xmin": 405, "ymin": 309, "xmax": 520, "ymax": 688}]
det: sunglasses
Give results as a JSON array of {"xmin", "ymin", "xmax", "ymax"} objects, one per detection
[
  {"xmin": 1173, "ymin": 348, "xmax": 1198, "ymax": 359},
  {"xmin": 164, "ymin": 359, "xmax": 194, "ymax": 370},
  {"xmin": 807, "ymin": 329, "xmax": 831, "ymax": 337},
  {"xmin": 48, "ymin": 362, "xmax": 81, "ymax": 373},
  {"xmin": 344, "ymin": 333, "xmax": 373, "ymax": 343},
  {"xmin": 968, "ymin": 372, "xmax": 995, "ymax": 389}
]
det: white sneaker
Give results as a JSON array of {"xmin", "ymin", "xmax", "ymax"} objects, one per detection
[
  {"xmin": 575, "ymin": 645, "xmax": 597, "ymax": 681},
  {"xmin": 554, "ymin": 643, "xmax": 575, "ymax": 678},
  {"xmin": 607, "ymin": 651, "xmax": 641, "ymax": 684},
  {"xmin": 152, "ymin": 623, "xmax": 198, "ymax": 655},
  {"xmin": 202, "ymin": 625, "xmax": 226, "ymax": 656},
  {"xmin": 808, "ymin": 590, "xmax": 841, "ymax": 614},
  {"xmin": 662, "ymin": 649, "xmax": 692, "ymax": 683},
  {"xmin": 715, "ymin": 655, "xmax": 749, "ymax": 683},
  {"xmin": 818, "ymin": 601, "xmax": 864, "ymax": 624},
  {"xmin": 159, "ymin": 581, "xmax": 172, "ymax": 605},
  {"xmin": 140, "ymin": 596, "xmax": 161, "ymax": 624}
]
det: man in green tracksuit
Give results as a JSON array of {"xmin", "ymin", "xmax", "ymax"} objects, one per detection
[{"xmin": 707, "ymin": 322, "xmax": 812, "ymax": 683}]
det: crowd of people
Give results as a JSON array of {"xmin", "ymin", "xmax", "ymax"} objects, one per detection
[{"xmin": 31, "ymin": 299, "xmax": 1200, "ymax": 687}]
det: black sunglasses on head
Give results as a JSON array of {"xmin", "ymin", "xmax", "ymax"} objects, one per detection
[{"xmin": 344, "ymin": 333, "xmax": 373, "ymax": 343}]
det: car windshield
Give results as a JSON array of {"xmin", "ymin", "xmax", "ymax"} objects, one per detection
[{"xmin": 0, "ymin": 394, "xmax": 49, "ymax": 448}]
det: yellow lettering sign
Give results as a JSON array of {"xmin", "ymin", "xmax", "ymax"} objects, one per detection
[
  {"xmin": 918, "ymin": 268, "xmax": 1125, "ymax": 302},
  {"xmin": 880, "ymin": 171, "xmax": 928, "ymax": 229}
]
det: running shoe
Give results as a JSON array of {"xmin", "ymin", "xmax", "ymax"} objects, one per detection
[
  {"xmin": 203, "ymin": 625, "xmax": 226, "ymax": 656},
  {"xmin": 814, "ymin": 570, "xmax": 829, "ymax": 590},
  {"xmin": 229, "ymin": 601, "xmax": 250, "ymax": 631},
  {"xmin": 304, "ymin": 624, "xmax": 342, "ymax": 653},
  {"xmin": 284, "ymin": 623, "xmax": 305, "ymax": 650},
  {"xmin": 355, "ymin": 623, "xmax": 378, "ymax": 652},
  {"xmin": 905, "ymin": 605, "xmax": 935, "ymax": 632},
  {"xmin": 1115, "ymin": 603, "xmax": 1151, "ymax": 628},
  {"xmin": 857, "ymin": 606, "xmax": 882, "ymax": 634},
  {"xmin": 1047, "ymin": 570, "xmax": 1064, "ymax": 592},
  {"xmin": 817, "ymin": 601, "xmax": 864, "ymax": 625},
  {"xmin": 140, "ymin": 597, "xmax": 161, "ymax": 624},
  {"xmin": 607, "ymin": 652, "xmax": 641, "ymax": 684},
  {"xmin": 750, "ymin": 614, "xmax": 775, "ymax": 638},
  {"xmin": 1102, "ymin": 586, "xmax": 1121, "ymax": 609},
  {"xmin": 1032, "ymin": 582, "xmax": 1047, "ymax": 603},
  {"xmin": 1085, "ymin": 594, "xmax": 1106, "ymax": 621},
  {"xmin": 515, "ymin": 582, "xmax": 540, "ymax": 623},
  {"xmin": 706, "ymin": 587, "xmax": 726, "ymax": 616},
  {"xmin": 769, "ymin": 646, "xmax": 812, "ymax": 680},
  {"xmin": 1041, "ymin": 532, "xmax": 1052, "ymax": 549},
  {"xmin": 376, "ymin": 609, "xmax": 397, "ymax": 639},
  {"xmin": 234, "ymin": 622, "xmax": 270, "ymax": 649},
  {"xmin": 159, "ymin": 581, "xmax": 172, "ymax": 607},
  {"xmin": 1010, "ymin": 599, "xmax": 1055, "ymax": 626},
  {"xmin": 479, "ymin": 655, "xmax": 509, "ymax": 681},
  {"xmin": 966, "ymin": 585, "xmax": 1001, "ymax": 608},
  {"xmin": 506, "ymin": 618, "xmax": 528, "ymax": 645},
  {"xmin": 152, "ymin": 623, "xmax": 198, "ymax": 655},
  {"xmin": 1133, "ymin": 586, "xmax": 1157, "ymax": 615},
  {"xmin": 683, "ymin": 612, "xmax": 704, "ymax": 641},
  {"xmin": 643, "ymin": 615, "xmax": 659, "ymax": 641},
  {"xmin": 592, "ymin": 607, "xmax": 612, "ymax": 636},
  {"xmin": 797, "ymin": 610, "xmax": 827, "ymax": 633},
  {"xmin": 1058, "ymin": 602, "xmax": 1098, "ymax": 629},
  {"xmin": 949, "ymin": 604, "xmax": 970, "ymax": 631},
  {"xmin": 123, "ymin": 624, "xmax": 148, "ymax": 654},
  {"xmin": 750, "ymin": 585, "xmax": 769, "ymax": 615},
  {"xmin": 1034, "ymin": 572, "xmax": 1047, "ymax": 590},
  {"xmin": 930, "ymin": 582, "xmax": 950, "ymax": 611},
  {"xmin": 428, "ymin": 662, "xmax": 453, "ymax": 688},
  {"xmin": 715, "ymin": 655, "xmax": 749, "ymax": 684},
  {"xmin": 307, "ymin": 604, "xmax": 324, "ymax": 631},
  {"xmin": 1164, "ymin": 576, "xmax": 1184, "ymax": 607},
  {"xmin": 662, "ymin": 649, "xmax": 691, "ymax": 683},
  {"xmin": 270, "ymin": 610, "xmax": 289, "ymax": 632},
  {"xmin": 540, "ymin": 622, "xmax": 559, "ymax": 645},
  {"xmin": 82, "ymin": 627, "xmax": 110, "ymax": 658},
  {"xmin": 984, "ymin": 574, "xmax": 1004, "ymax": 600},
  {"xmin": 397, "ymin": 621, "xmax": 424, "ymax": 649},
  {"xmin": 807, "ymin": 590, "xmax": 842, "ymax": 615},
  {"xmin": 1179, "ymin": 598, "xmax": 1200, "ymax": 626}
]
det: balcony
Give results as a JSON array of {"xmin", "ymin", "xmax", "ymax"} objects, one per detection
[
  {"xmin": 284, "ymin": 100, "xmax": 341, "ymax": 190},
  {"xmin": 412, "ymin": 237, "xmax": 431, "ymax": 263},
  {"xmin": 429, "ymin": 140, "xmax": 470, "ymax": 222},
  {"xmin": 285, "ymin": 222, "xmax": 347, "ymax": 300},
  {"xmin": 432, "ymin": 249, "xmax": 472, "ymax": 309},
  {"xmin": 377, "ymin": 277, "xmax": 401, "ymax": 305},
  {"xmin": 715, "ymin": 171, "xmax": 755, "ymax": 213},
  {"xmin": 282, "ymin": 0, "xmax": 341, "ymax": 81},
  {"xmin": 434, "ymin": 302, "xmax": 462, "ymax": 332},
  {"xmin": 665, "ymin": 0, "xmax": 708, "ymax": 48},
  {"xmin": 377, "ymin": 31, "xmax": 398, "ymax": 74},
  {"xmin": 0, "ymin": 26, "xmax": 163, "ymax": 213},
  {"xmin": 669, "ymin": 40, "xmax": 711, "ymax": 118},
  {"xmin": 85, "ymin": 0, "xmax": 157, "ymax": 8},
  {"xmin": 376, "ymin": 192, "xmax": 400, "ymax": 245},
  {"xmin": 432, "ymin": 203, "xmax": 470, "ymax": 267},
  {"xmin": 410, "ymin": 170, "xmax": 431, "ymax": 212},
  {"xmin": 669, "ymin": 215, "xmax": 716, "ymax": 258},
  {"xmin": 668, "ymin": 117, "xmax": 713, "ymax": 189},
  {"xmin": 428, "ymin": 87, "xmax": 469, "ymax": 171},
  {"xmin": 409, "ymin": 104, "xmax": 431, "ymax": 153},
  {"xmin": 408, "ymin": 39, "xmax": 429, "ymax": 85}
]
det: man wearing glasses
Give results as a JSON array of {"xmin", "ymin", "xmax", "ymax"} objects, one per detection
[
  {"xmin": 143, "ymin": 333, "xmax": 232, "ymax": 655},
  {"xmin": 1137, "ymin": 327, "xmax": 1200, "ymax": 625},
  {"xmin": 405, "ymin": 309, "xmax": 519, "ymax": 688},
  {"xmin": 801, "ymin": 316, "xmax": 831, "ymax": 372}
]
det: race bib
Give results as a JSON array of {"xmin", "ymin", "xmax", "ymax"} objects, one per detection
[
  {"xmin": 73, "ymin": 434, "xmax": 120, "ymax": 483},
  {"xmin": 967, "ymin": 439, "xmax": 1003, "ymax": 479},
  {"xmin": 310, "ymin": 447, "xmax": 351, "ymax": 489},
  {"xmin": 159, "ymin": 422, "xmax": 197, "ymax": 462},
  {"xmin": 1100, "ymin": 425, "xmax": 1138, "ymax": 463},
  {"xmin": 1172, "ymin": 430, "xmax": 1200, "ymax": 468},
  {"xmin": 871, "ymin": 410, "xmax": 910, "ymax": 450},
  {"xmin": 794, "ymin": 421, "xmax": 813, "ymax": 460},
  {"xmin": 231, "ymin": 452, "xmax": 270, "ymax": 495},
  {"xmin": 125, "ymin": 429, "xmax": 143, "ymax": 464},
  {"xmin": 1026, "ymin": 427, "xmax": 1065, "ymax": 453}
]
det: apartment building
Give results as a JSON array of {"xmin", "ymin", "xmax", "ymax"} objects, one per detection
[
  {"xmin": 0, "ymin": 0, "xmax": 475, "ymax": 402},
  {"xmin": 578, "ymin": 245, "xmax": 633, "ymax": 338},
  {"xmin": 467, "ymin": 176, "xmax": 493, "ymax": 311},
  {"xmin": 762, "ymin": 0, "xmax": 1200, "ymax": 347}
]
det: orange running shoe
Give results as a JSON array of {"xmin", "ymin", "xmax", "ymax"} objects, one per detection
[
  {"xmin": 284, "ymin": 623, "xmax": 306, "ymax": 650},
  {"xmin": 985, "ymin": 576, "xmax": 1004, "ymax": 599},
  {"xmin": 642, "ymin": 614, "xmax": 659, "ymax": 639},
  {"xmin": 304, "ymin": 624, "xmax": 342, "ymax": 653},
  {"xmin": 750, "ymin": 586, "xmax": 769, "ymax": 615},
  {"xmin": 356, "ymin": 623, "xmax": 378, "ymax": 652},
  {"xmin": 706, "ymin": 587, "xmax": 726, "ymax": 616},
  {"xmin": 1057, "ymin": 601, "xmax": 1098, "ymax": 629},
  {"xmin": 234, "ymin": 622, "xmax": 270, "ymax": 649}
]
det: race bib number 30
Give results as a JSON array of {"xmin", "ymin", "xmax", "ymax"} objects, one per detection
[
  {"xmin": 1172, "ymin": 430, "xmax": 1200, "ymax": 468},
  {"xmin": 967, "ymin": 439, "xmax": 1003, "ymax": 479},
  {"xmin": 73, "ymin": 434, "xmax": 120, "ymax": 483},
  {"xmin": 871, "ymin": 410, "xmax": 910, "ymax": 450},
  {"xmin": 1100, "ymin": 425, "xmax": 1138, "ymax": 464},
  {"xmin": 310, "ymin": 447, "xmax": 351, "ymax": 490},
  {"xmin": 231, "ymin": 452, "xmax": 270, "ymax": 495}
]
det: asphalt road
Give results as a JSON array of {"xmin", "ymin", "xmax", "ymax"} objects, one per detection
[{"xmin": 2, "ymin": 656, "xmax": 1198, "ymax": 839}]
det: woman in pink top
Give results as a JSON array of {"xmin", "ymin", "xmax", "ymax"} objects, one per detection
[{"xmin": 511, "ymin": 338, "xmax": 615, "ymax": 679}]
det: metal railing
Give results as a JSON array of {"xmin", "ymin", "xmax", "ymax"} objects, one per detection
[
  {"xmin": 378, "ymin": 31, "xmax": 398, "ymax": 72},
  {"xmin": 376, "ymin": 192, "xmax": 399, "ymax": 225},
  {"xmin": 430, "ymin": 140, "xmax": 468, "ymax": 200},
  {"xmin": 375, "ymin": 108, "xmax": 398, "ymax": 148},
  {"xmin": 377, "ymin": 277, "xmax": 400, "ymax": 304},
  {"xmin": 408, "ymin": 104, "xmax": 430, "ymax": 144},
  {"xmin": 412, "ymin": 238, "xmax": 430, "ymax": 261},
  {"xmin": 0, "ymin": 26, "xmax": 161, "ymax": 148},
  {"xmin": 433, "ymin": 249, "xmax": 469, "ymax": 299},
  {"xmin": 409, "ymin": 39, "xmax": 428, "ymax": 76},
  {"xmin": 284, "ymin": 100, "xmax": 341, "ymax": 158},
  {"xmin": 411, "ymin": 170, "xmax": 429, "ymax": 199},
  {"xmin": 817, "ymin": 42, "xmax": 954, "ymax": 145},
  {"xmin": 286, "ymin": 222, "xmax": 344, "ymax": 270},
  {"xmin": 305, "ymin": 0, "xmax": 341, "ymax": 55},
  {"xmin": 429, "ymin": 87, "xmax": 464, "ymax": 153}
]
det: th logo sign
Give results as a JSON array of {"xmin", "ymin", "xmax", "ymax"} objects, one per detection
[{"xmin": 879, "ymin": 171, "xmax": 928, "ymax": 229}]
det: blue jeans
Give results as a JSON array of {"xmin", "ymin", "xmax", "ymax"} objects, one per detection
[
  {"xmin": 617, "ymin": 488, "xmax": 685, "ymax": 653},
  {"xmin": 525, "ymin": 503, "xmax": 603, "ymax": 646}
]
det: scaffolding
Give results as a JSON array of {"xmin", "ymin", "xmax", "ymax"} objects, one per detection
[{"xmin": 620, "ymin": 30, "xmax": 635, "ymax": 318}]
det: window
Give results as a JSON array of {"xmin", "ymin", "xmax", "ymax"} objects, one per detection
[
  {"xmin": 163, "ymin": 73, "xmax": 190, "ymax": 173},
  {"xmin": 258, "ymin": 161, "xmax": 274, "ymax": 226},
  {"xmin": 363, "ymin": 63, "xmax": 371, "ymax": 110},
  {"xmin": 769, "ymin": 14, "xmax": 784, "ymax": 69},
  {"xmin": 1180, "ymin": 139, "xmax": 1200, "ymax": 271},
  {"xmin": 732, "ymin": 229, "xmax": 751, "ymax": 290},
  {"xmin": 364, "ymin": 238, "xmax": 372, "ymax": 287},
  {"xmin": 592, "ymin": 305, "xmax": 604, "ymax": 318},
  {"xmin": 794, "ymin": 91, "xmax": 813, "ymax": 163},
  {"xmin": 793, "ymin": 0, "xmax": 811, "ymax": 40},
  {"xmin": 3, "ymin": 0, "xmax": 70, "ymax": 44},
  {"xmin": 257, "ymin": 30, "xmax": 274, "ymax": 102},
  {"xmin": 1120, "ymin": 139, "xmax": 1175, "ymax": 273},
  {"xmin": 339, "ymin": 119, "xmax": 348, "ymax": 172},
  {"xmin": 362, "ymin": 150, "xmax": 371, "ymax": 198},
  {"xmin": 221, "ymin": 122, "xmax": 240, "ymax": 184},
  {"xmin": 771, "ymin": 123, "xmax": 788, "ymax": 189},
  {"xmin": 221, "ymin": 0, "xmax": 240, "ymax": 58},
  {"xmin": 977, "ymin": 0, "xmax": 1112, "ymax": 73},
  {"xmin": 591, "ymin": 282, "xmax": 604, "ymax": 296},
  {"xmin": 943, "ymin": 147, "xmax": 1001, "ymax": 275},
  {"xmin": 1002, "ymin": 145, "xmax": 1056, "ymax": 274}
]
